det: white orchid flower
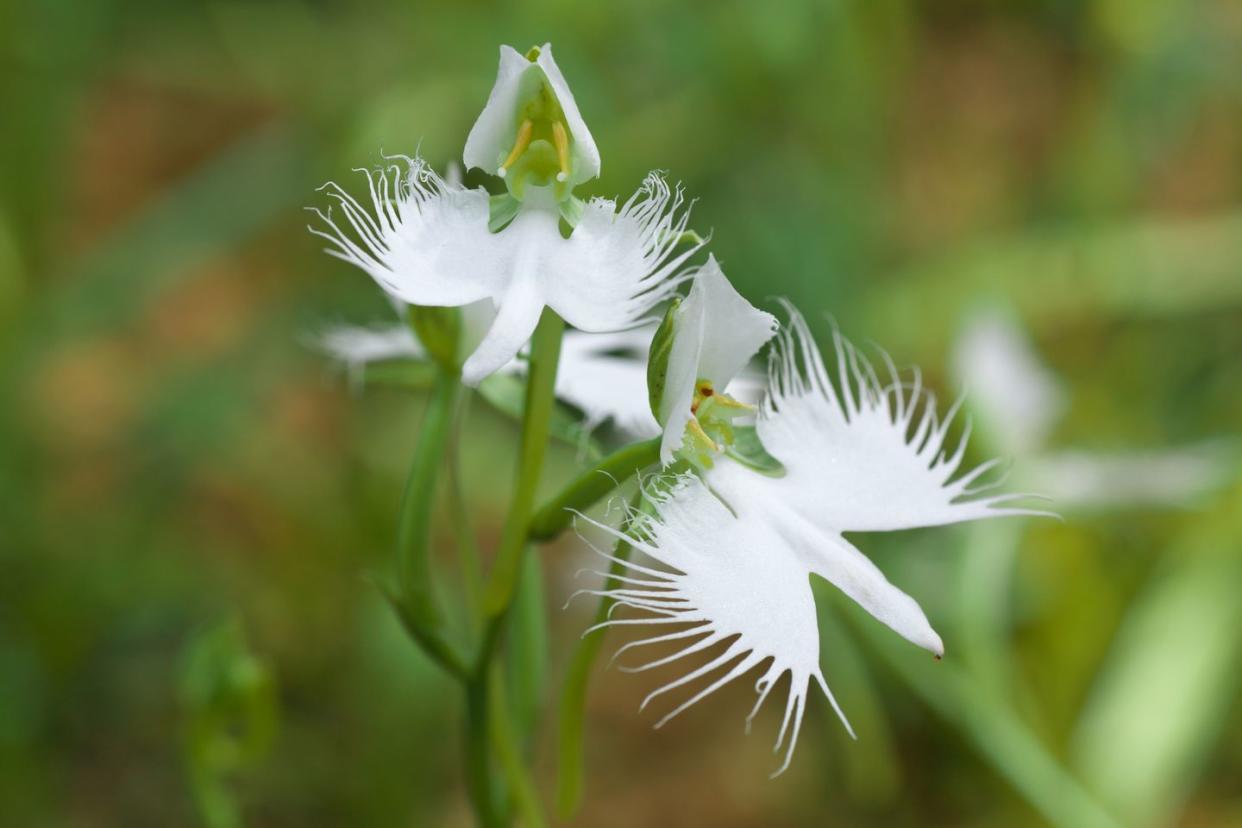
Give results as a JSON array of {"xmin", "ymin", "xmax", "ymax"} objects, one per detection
[
  {"xmin": 652, "ymin": 256, "xmax": 778, "ymax": 463},
  {"xmin": 579, "ymin": 308, "xmax": 1044, "ymax": 776},
  {"xmin": 309, "ymin": 43, "xmax": 703, "ymax": 386},
  {"xmin": 317, "ymin": 298, "xmax": 663, "ymax": 438}
]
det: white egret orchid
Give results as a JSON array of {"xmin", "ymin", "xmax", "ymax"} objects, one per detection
[
  {"xmin": 318, "ymin": 300, "xmax": 662, "ymax": 438},
  {"xmin": 580, "ymin": 306, "xmax": 1045, "ymax": 776},
  {"xmin": 309, "ymin": 43, "xmax": 703, "ymax": 386}
]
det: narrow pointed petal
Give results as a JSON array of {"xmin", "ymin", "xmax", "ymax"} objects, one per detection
[
  {"xmin": 655, "ymin": 256, "xmax": 776, "ymax": 463},
  {"xmin": 461, "ymin": 273, "xmax": 545, "ymax": 386},
  {"xmin": 309, "ymin": 157, "xmax": 502, "ymax": 306},
  {"xmin": 546, "ymin": 173, "xmax": 702, "ymax": 336},
  {"xmin": 757, "ymin": 306, "xmax": 1044, "ymax": 533},
  {"xmin": 463, "ymin": 45, "xmax": 535, "ymax": 176},
  {"xmin": 577, "ymin": 475, "xmax": 838, "ymax": 774},
  {"xmin": 534, "ymin": 44, "xmax": 599, "ymax": 184},
  {"xmin": 691, "ymin": 257, "xmax": 778, "ymax": 388},
  {"xmin": 708, "ymin": 460, "xmax": 944, "ymax": 656}
]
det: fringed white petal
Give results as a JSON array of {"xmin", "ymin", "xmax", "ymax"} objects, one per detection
[
  {"xmin": 657, "ymin": 256, "xmax": 777, "ymax": 462},
  {"xmin": 709, "ymin": 461, "xmax": 943, "ymax": 656},
  {"xmin": 309, "ymin": 156, "xmax": 502, "ymax": 307},
  {"xmin": 545, "ymin": 173, "xmax": 702, "ymax": 334},
  {"xmin": 758, "ymin": 306, "xmax": 1047, "ymax": 533},
  {"xmin": 554, "ymin": 327, "xmax": 660, "ymax": 437},
  {"xmin": 578, "ymin": 476, "xmax": 851, "ymax": 777}
]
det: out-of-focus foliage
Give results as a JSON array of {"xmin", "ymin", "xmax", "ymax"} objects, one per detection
[{"xmin": 1, "ymin": 0, "xmax": 1239, "ymax": 825}]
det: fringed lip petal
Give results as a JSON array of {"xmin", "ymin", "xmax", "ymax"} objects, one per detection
[
  {"xmin": 576, "ymin": 476, "xmax": 847, "ymax": 776},
  {"xmin": 308, "ymin": 159, "xmax": 501, "ymax": 307},
  {"xmin": 758, "ymin": 306, "xmax": 1049, "ymax": 534},
  {"xmin": 708, "ymin": 460, "xmax": 945, "ymax": 656},
  {"xmin": 546, "ymin": 173, "xmax": 703, "ymax": 335},
  {"xmin": 313, "ymin": 160, "xmax": 697, "ymax": 386}
]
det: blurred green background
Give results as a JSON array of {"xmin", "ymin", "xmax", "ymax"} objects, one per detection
[{"xmin": 2, "ymin": 0, "xmax": 1241, "ymax": 825}]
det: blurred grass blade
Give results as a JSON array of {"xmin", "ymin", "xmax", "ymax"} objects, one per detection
[
  {"xmin": 814, "ymin": 588, "xmax": 902, "ymax": 803},
  {"xmin": 1070, "ymin": 483, "xmax": 1242, "ymax": 827},
  {"xmin": 841, "ymin": 598, "xmax": 1121, "ymax": 828}
]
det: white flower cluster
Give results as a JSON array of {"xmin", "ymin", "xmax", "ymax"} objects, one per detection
[{"xmin": 312, "ymin": 43, "xmax": 1041, "ymax": 776}]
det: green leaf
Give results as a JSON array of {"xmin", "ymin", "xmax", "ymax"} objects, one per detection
[{"xmin": 1070, "ymin": 483, "xmax": 1242, "ymax": 827}]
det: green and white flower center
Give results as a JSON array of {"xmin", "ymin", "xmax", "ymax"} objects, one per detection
[{"xmin": 682, "ymin": 378, "xmax": 754, "ymax": 466}]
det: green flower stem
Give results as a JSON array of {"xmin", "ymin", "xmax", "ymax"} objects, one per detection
[
  {"xmin": 482, "ymin": 309, "xmax": 565, "ymax": 622},
  {"xmin": 527, "ymin": 437, "xmax": 662, "ymax": 542},
  {"xmin": 465, "ymin": 672, "xmax": 504, "ymax": 828},
  {"xmin": 489, "ymin": 661, "xmax": 549, "ymax": 828},
  {"xmin": 554, "ymin": 491, "xmax": 643, "ymax": 820},
  {"xmin": 448, "ymin": 389, "xmax": 484, "ymax": 629},
  {"xmin": 464, "ymin": 309, "xmax": 563, "ymax": 828},
  {"xmin": 391, "ymin": 367, "xmax": 468, "ymax": 679},
  {"xmin": 844, "ymin": 609, "xmax": 1121, "ymax": 828}
]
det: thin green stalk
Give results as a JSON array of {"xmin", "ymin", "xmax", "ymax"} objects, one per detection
[
  {"xmin": 489, "ymin": 661, "xmax": 549, "ymax": 828},
  {"xmin": 448, "ymin": 389, "xmax": 483, "ymax": 628},
  {"xmin": 554, "ymin": 491, "xmax": 643, "ymax": 820},
  {"xmin": 481, "ymin": 308, "xmax": 565, "ymax": 627},
  {"xmin": 465, "ymin": 672, "xmax": 504, "ymax": 828},
  {"xmin": 843, "ymin": 606, "xmax": 1121, "ymax": 828},
  {"xmin": 464, "ymin": 309, "xmax": 563, "ymax": 828},
  {"xmin": 527, "ymin": 437, "xmax": 661, "ymax": 542},
  {"xmin": 390, "ymin": 367, "xmax": 467, "ymax": 679}
]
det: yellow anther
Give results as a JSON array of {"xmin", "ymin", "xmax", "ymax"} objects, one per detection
[
  {"xmin": 552, "ymin": 121, "xmax": 571, "ymax": 183},
  {"xmin": 498, "ymin": 119, "xmax": 534, "ymax": 177},
  {"xmin": 713, "ymin": 394, "xmax": 756, "ymax": 412},
  {"xmin": 686, "ymin": 417, "xmax": 719, "ymax": 453}
]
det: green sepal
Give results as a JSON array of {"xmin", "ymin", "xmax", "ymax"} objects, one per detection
[
  {"xmin": 646, "ymin": 298, "xmax": 681, "ymax": 422},
  {"xmin": 408, "ymin": 305, "xmax": 463, "ymax": 371},
  {"xmin": 558, "ymin": 195, "xmax": 585, "ymax": 228},
  {"xmin": 489, "ymin": 193, "xmax": 522, "ymax": 232},
  {"xmin": 724, "ymin": 425, "xmax": 785, "ymax": 475}
]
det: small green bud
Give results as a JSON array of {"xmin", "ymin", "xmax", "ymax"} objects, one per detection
[
  {"xmin": 647, "ymin": 297, "xmax": 681, "ymax": 421},
  {"xmin": 408, "ymin": 305, "xmax": 463, "ymax": 372}
]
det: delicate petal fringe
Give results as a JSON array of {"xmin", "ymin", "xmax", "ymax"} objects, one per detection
[
  {"xmin": 574, "ymin": 477, "xmax": 850, "ymax": 776},
  {"xmin": 547, "ymin": 172, "xmax": 704, "ymax": 332},
  {"xmin": 308, "ymin": 156, "xmax": 498, "ymax": 307},
  {"xmin": 758, "ymin": 303, "xmax": 1054, "ymax": 533}
]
